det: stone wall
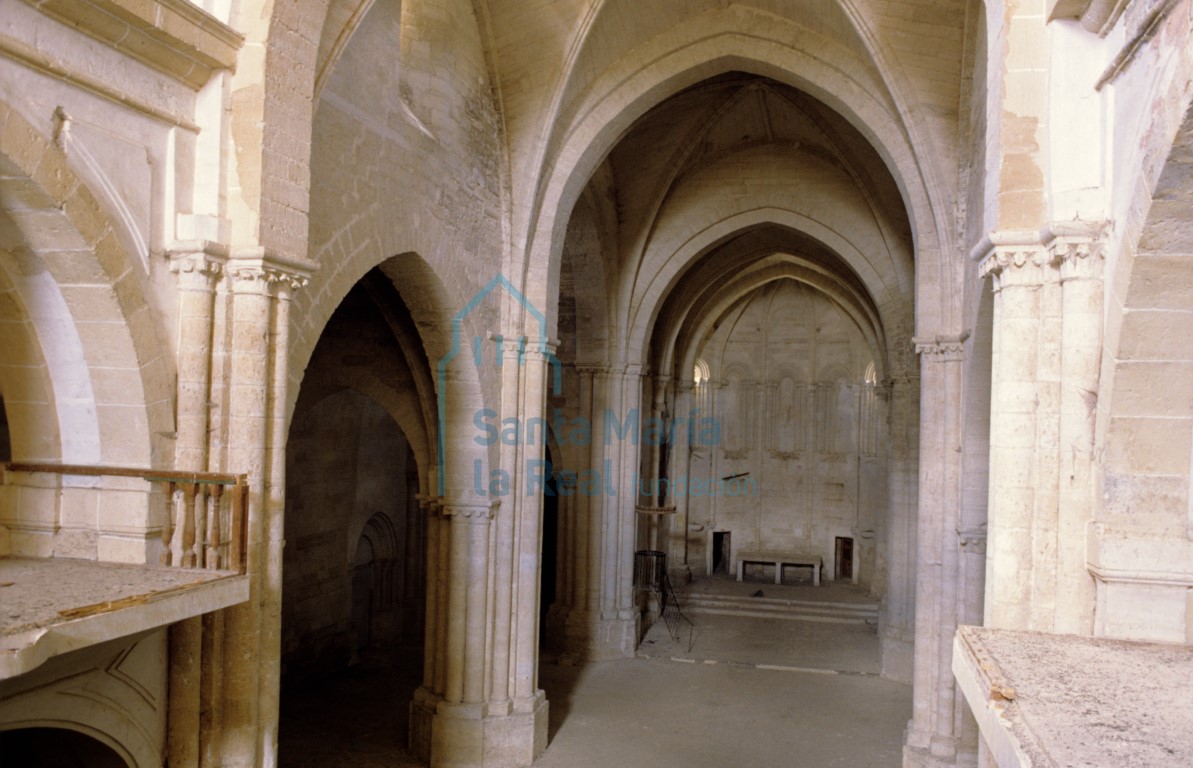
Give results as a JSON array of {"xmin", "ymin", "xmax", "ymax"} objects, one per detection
[{"xmin": 683, "ymin": 280, "xmax": 885, "ymax": 588}]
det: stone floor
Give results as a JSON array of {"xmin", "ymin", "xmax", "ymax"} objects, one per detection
[{"xmin": 278, "ymin": 578, "xmax": 911, "ymax": 767}]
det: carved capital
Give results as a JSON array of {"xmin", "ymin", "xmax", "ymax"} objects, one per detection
[
  {"xmin": 914, "ymin": 334, "xmax": 968, "ymax": 363},
  {"xmin": 523, "ymin": 336, "xmax": 560, "ymax": 359},
  {"xmin": 227, "ymin": 247, "xmax": 317, "ymax": 292},
  {"xmin": 1050, "ymin": 233, "xmax": 1107, "ymax": 282},
  {"xmin": 958, "ymin": 526, "xmax": 987, "ymax": 554},
  {"xmin": 441, "ymin": 500, "xmax": 498, "ymax": 521},
  {"xmin": 167, "ymin": 241, "xmax": 227, "ymax": 289},
  {"xmin": 979, "ymin": 245, "xmax": 1053, "ymax": 289}
]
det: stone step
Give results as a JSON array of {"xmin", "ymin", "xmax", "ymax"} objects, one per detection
[{"xmin": 675, "ymin": 592, "xmax": 879, "ymax": 625}]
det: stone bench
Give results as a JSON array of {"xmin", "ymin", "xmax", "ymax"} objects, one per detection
[{"xmin": 735, "ymin": 550, "xmax": 822, "ymax": 586}]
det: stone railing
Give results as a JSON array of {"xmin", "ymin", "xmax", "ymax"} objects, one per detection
[{"xmin": 5, "ymin": 463, "xmax": 248, "ymax": 573}]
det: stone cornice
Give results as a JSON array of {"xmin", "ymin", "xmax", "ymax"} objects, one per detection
[{"xmin": 24, "ymin": 0, "xmax": 243, "ymax": 90}]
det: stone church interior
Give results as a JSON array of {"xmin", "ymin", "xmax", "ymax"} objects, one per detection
[{"xmin": 1, "ymin": 0, "xmax": 1192, "ymax": 766}]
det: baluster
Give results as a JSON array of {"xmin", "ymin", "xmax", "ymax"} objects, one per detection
[
  {"xmin": 230, "ymin": 480, "xmax": 246, "ymax": 573},
  {"xmin": 181, "ymin": 482, "xmax": 198, "ymax": 568},
  {"xmin": 160, "ymin": 481, "xmax": 177, "ymax": 566},
  {"xmin": 207, "ymin": 484, "xmax": 224, "ymax": 569}
]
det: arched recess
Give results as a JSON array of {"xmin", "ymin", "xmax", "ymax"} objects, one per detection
[
  {"xmin": 282, "ymin": 387, "xmax": 423, "ymax": 678},
  {"xmin": 624, "ymin": 170, "xmax": 912, "ymax": 368},
  {"xmin": 0, "ymin": 102, "xmax": 171, "ymax": 468},
  {"xmin": 350, "ymin": 511, "xmax": 402, "ymax": 653},
  {"xmin": 546, "ymin": 65, "xmax": 922, "ymax": 672},
  {"xmin": 0, "ymin": 631, "xmax": 168, "ymax": 768},
  {"xmin": 0, "ymin": 259, "xmax": 61, "ymax": 462},
  {"xmin": 658, "ymin": 250, "xmax": 887, "ymax": 381},
  {"xmin": 0, "ymin": 725, "xmax": 130, "ymax": 767},
  {"xmin": 518, "ymin": 9, "xmax": 949, "ymax": 336},
  {"xmin": 643, "ymin": 228, "xmax": 893, "ymax": 590}
]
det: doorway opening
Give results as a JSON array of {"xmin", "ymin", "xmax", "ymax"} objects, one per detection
[
  {"xmin": 0, "ymin": 727, "xmax": 129, "ymax": 767},
  {"xmin": 835, "ymin": 536, "xmax": 854, "ymax": 581},
  {"xmin": 712, "ymin": 531, "xmax": 731, "ymax": 574}
]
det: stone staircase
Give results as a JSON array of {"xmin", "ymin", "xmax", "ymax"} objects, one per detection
[{"xmin": 675, "ymin": 590, "xmax": 878, "ymax": 626}]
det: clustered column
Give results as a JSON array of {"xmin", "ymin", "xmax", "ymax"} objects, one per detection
[
  {"xmin": 161, "ymin": 244, "xmax": 312, "ymax": 768},
  {"xmin": 218, "ymin": 250, "xmax": 312, "ymax": 768},
  {"xmin": 979, "ymin": 226, "xmax": 1104, "ymax": 633},
  {"xmin": 413, "ymin": 336, "xmax": 555, "ymax": 767}
]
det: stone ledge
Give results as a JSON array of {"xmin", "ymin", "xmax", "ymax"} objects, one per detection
[
  {"xmin": 1087, "ymin": 522, "xmax": 1193, "ymax": 586},
  {"xmin": 953, "ymin": 625, "xmax": 1193, "ymax": 767},
  {"xmin": 22, "ymin": 0, "xmax": 243, "ymax": 89},
  {"xmin": 0, "ymin": 555, "xmax": 249, "ymax": 679}
]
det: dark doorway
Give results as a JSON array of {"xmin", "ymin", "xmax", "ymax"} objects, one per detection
[
  {"xmin": 0, "ymin": 728, "xmax": 129, "ymax": 768},
  {"xmin": 835, "ymin": 536, "xmax": 854, "ymax": 581},
  {"xmin": 712, "ymin": 531, "xmax": 731, "ymax": 574}
]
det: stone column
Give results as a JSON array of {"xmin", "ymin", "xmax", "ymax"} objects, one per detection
[
  {"xmin": 585, "ymin": 365, "xmax": 643, "ymax": 658},
  {"xmin": 216, "ymin": 261, "xmax": 271, "ymax": 767},
  {"xmin": 411, "ymin": 496, "xmax": 442, "ymax": 763},
  {"xmin": 429, "ymin": 500, "xmax": 494, "ymax": 766},
  {"xmin": 425, "ymin": 338, "xmax": 553, "ymax": 767},
  {"xmin": 980, "ymin": 239, "xmax": 1061, "ymax": 631},
  {"xmin": 260, "ymin": 271, "xmax": 305, "ymax": 764},
  {"xmin": 562, "ymin": 367, "xmax": 597, "ymax": 661},
  {"xmin": 217, "ymin": 249, "xmax": 313, "ymax": 768},
  {"xmin": 165, "ymin": 243, "xmax": 225, "ymax": 768},
  {"xmin": 667, "ymin": 380, "xmax": 695, "ymax": 583},
  {"xmin": 906, "ymin": 337, "xmax": 967, "ymax": 764},
  {"xmin": 645, "ymin": 375, "xmax": 670, "ymax": 549},
  {"xmin": 617, "ymin": 366, "xmax": 645, "ymax": 650},
  {"xmin": 881, "ymin": 357, "xmax": 919, "ymax": 682},
  {"xmin": 1053, "ymin": 233, "xmax": 1103, "ymax": 635},
  {"xmin": 501, "ymin": 340, "xmax": 553, "ymax": 764}
]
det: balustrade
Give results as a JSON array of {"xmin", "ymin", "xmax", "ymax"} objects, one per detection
[{"xmin": 6, "ymin": 463, "xmax": 249, "ymax": 573}]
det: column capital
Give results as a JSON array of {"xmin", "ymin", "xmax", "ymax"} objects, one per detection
[
  {"xmin": 577, "ymin": 363, "xmax": 645, "ymax": 379},
  {"xmin": 957, "ymin": 526, "xmax": 987, "ymax": 554},
  {"xmin": 166, "ymin": 241, "xmax": 227, "ymax": 288},
  {"xmin": 441, "ymin": 499, "xmax": 498, "ymax": 521},
  {"xmin": 227, "ymin": 246, "xmax": 317, "ymax": 291},
  {"xmin": 914, "ymin": 333, "xmax": 968, "ymax": 363},
  {"xmin": 523, "ymin": 336, "xmax": 560, "ymax": 358},
  {"xmin": 1049, "ymin": 228, "xmax": 1108, "ymax": 282},
  {"xmin": 978, "ymin": 243, "xmax": 1052, "ymax": 288}
]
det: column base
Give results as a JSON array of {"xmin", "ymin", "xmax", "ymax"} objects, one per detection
[
  {"xmin": 903, "ymin": 744, "xmax": 978, "ymax": 768},
  {"xmin": 558, "ymin": 610, "xmax": 638, "ymax": 663},
  {"xmin": 409, "ymin": 686, "xmax": 438, "ymax": 763},
  {"xmin": 668, "ymin": 563, "xmax": 692, "ymax": 586},
  {"xmin": 422, "ymin": 693, "xmax": 548, "ymax": 768},
  {"xmin": 882, "ymin": 633, "xmax": 914, "ymax": 683}
]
